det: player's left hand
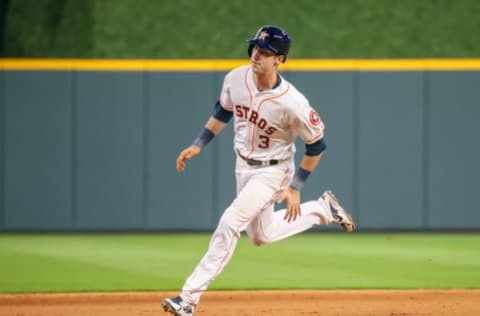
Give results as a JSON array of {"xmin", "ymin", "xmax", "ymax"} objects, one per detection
[{"xmin": 278, "ymin": 188, "xmax": 301, "ymax": 222}]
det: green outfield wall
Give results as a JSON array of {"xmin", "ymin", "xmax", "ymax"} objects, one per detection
[
  {"xmin": 2, "ymin": 0, "xmax": 480, "ymax": 58},
  {"xmin": 1, "ymin": 60, "xmax": 479, "ymax": 231}
]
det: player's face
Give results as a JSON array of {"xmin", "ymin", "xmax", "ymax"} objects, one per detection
[{"xmin": 250, "ymin": 46, "xmax": 283, "ymax": 74}]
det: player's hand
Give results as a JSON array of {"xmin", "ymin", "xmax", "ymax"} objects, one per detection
[
  {"xmin": 176, "ymin": 145, "xmax": 201, "ymax": 172},
  {"xmin": 278, "ymin": 188, "xmax": 301, "ymax": 222}
]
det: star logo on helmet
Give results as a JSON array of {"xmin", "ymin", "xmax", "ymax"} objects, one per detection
[{"xmin": 258, "ymin": 31, "xmax": 269, "ymax": 41}]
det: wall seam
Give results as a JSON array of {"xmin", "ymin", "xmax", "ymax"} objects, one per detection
[
  {"xmin": 142, "ymin": 71, "xmax": 149, "ymax": 229},
  {"xmin": 71, "ymin": 70, "xmax": 78, "ymax": 229},
  {"xmin": 0, "ymin": 70, "xmax": 4, "ymax": 229},
  {"xmin": 212, "ymin": 72, "xmax": 219, "ymax": 229},
  {"xmin": 352, "ymin": 71, "xmax": 360, "ymax": 223},
  {"xmin": 422, "ymin": 71, "xmax": 430, "ymax": 228}
]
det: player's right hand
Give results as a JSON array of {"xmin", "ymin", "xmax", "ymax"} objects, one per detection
[{"xmin": 176, "ymin": 145, "xmax": 201, "ymax": 172}]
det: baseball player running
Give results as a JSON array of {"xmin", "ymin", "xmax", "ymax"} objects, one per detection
[{"xmin": 163, "ymin": 25, "xmax": 356, "ymax": 316}]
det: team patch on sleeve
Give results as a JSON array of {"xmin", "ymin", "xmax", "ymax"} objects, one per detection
[{"xmin": 309, "ymin": 109, "xmax": 322, "ymax": 126}]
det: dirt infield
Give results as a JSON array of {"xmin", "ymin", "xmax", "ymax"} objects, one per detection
[{"xmin": 1, "ymin": 290, "xmax": 479, "ymax": 316}]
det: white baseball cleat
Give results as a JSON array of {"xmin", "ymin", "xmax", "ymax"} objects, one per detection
[
  {"xmin": 321, "ymin": 190, "xmax": 356, "ymax": 233},
  {"xmin": 162, "ymin": 296, "xmax": 195, "ymax": 316}
]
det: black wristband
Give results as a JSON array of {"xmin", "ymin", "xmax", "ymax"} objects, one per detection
[
  {"xmin": 193, "ymin": 128, "xmax": 215, "ymax": 148},
  {"xmin": 289, "ymin": 167, "xmax": 311, "ymax": 191}
]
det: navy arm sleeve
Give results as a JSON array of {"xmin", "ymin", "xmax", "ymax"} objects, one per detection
[
  {"xmin": 213, "ymin": 100, "xmax": 233, "ymax": 123},
  {"xmin": 305, "ymin": 138, "xmax": 327, "ymax": 156}
]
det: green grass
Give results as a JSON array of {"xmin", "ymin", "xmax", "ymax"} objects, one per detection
[{"xmin": 0, "ymin": 233, "xmax": 479, "ymax": 293}]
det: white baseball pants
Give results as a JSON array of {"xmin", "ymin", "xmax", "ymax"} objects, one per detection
[{"xmin": 180, "ymin": 157, "xmax": 334, "ymax": 305}]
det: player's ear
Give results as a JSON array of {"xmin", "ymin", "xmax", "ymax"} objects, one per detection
[{"xmin": 277, "ymin": 55, "xmax": 286, "ymax": 64}]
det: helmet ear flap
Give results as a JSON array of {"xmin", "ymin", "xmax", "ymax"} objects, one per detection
[{"xmin": 247, "ymin": 44, "xmax": 254, "ymax": 57}]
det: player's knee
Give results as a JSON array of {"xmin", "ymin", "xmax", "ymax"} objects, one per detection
[
  {"xmin": 246, "ymin": 232, "xmax": 270, "ymax": 247},
  {"xmin": 253, "ymin": 238, "xmax": 266, "ymax": 247},
  {"xmin": 246, "ymin": 223, "xmax": 274, "ymax": 246}
]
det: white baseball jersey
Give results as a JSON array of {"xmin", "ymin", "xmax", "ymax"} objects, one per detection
[{"xmin": 219, "ymin": 65, "xmax": 325, "ymax": 161}]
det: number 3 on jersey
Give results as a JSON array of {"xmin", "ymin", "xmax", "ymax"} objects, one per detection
[
  {"xmin": 235, "ymin": 104, "xmax": 278, "ymax": 149},
  {"xmin": 258, "ymin": 135, "xmax": 270, "ymax": 148}
]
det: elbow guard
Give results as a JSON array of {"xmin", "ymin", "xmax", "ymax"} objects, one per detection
[
  {"xmin": 305, "ymin": 138, "xmax": 327, "ymax": 156},
  {"xmin": 213, "ymin": 101, "xmax": 233, "ymax": 123}
]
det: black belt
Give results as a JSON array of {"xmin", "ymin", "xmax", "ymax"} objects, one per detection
[{"xmin": 237, "ymin": 150, "xmax": 280, "ymax": 166}]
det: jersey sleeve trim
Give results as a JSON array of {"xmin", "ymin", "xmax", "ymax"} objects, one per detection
[{"xmin": 305, "ymin": 133, "xmax": 324, "ymax": 144}]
